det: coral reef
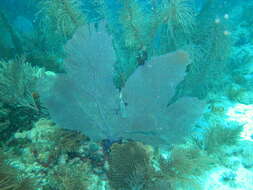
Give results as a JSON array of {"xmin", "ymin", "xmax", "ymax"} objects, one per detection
[
  {"xmin": 0, "ymin": 150, "xmax": 35, "ymax": 190},
  {"xmin": 159, "ymin": 143, "xmax": 214, "ymax": 189},
  {"xmin": 39, "ymin": 23, "xmax": 205, "ymax": 146},
  {"xmin": 163, "ymin": 0, "xmax": 195, "ymax": 48},
  {"xmin": 107, "ymin": 142, "xmax": 153, "ymax": 190},
  {"xmin": 0, "ymin": 57, "xmax": 45, "ymax": 142},
  {"xmin": 10, "ymin": 119, "xmax": 107, "ymax": 189},
  {"xmin": 0, "ymin": 0, "xmax": 253, "ymax": 189},
  {"xmin": 203, "ymin": 123, "xmax": 243, "ymax": 155},
  {"xmin": 0, "ymin": 57, "xmax": 44, "ymax": 110},
  {"xmin": 38, "ymin": 0, "xmax": 85, "ymax": 39}
]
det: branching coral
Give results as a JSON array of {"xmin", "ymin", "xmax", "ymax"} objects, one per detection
[
  {"xmin": 107, "ymin": 142, "xmax": 153, "ymax": 190},
  {"xmin": 48, "ymin": 162, "xmax": 91, "ymax": 190},
  {"xmin": 119, "ymin": 0, "xmax": 160, "ymax": 52},
  {"xmin": 15, "ymin": 119, "xmax": 88, "ymax": 168},
  {"xmin": 0, "ymin": 151, "xmax": 35, "ymax": 190},
  {"xmin": 105, "ymin": 0, "xmax": 196, "ymax": 88},
  {"xmin": 203, "ymin": 123, "xmax": 243, "ymax": 154},
  {"xmin": 38, "ymin": 0, "xmax": 85, "ymax": 39},
  {"xmin": 159, "ymin": 144, "xmax": 214, "ymax": 189},
  {"xmin": 166, "ymin": 0, "xmax": 195, "ymax": 34},
  {"xmin": 162, "ymin": 0, "xmax": 195, "ymax": 47},
  {"xmin": 112, "ymin": 0, "xmax": 159, "ymax": 88},
  {"xmin": 119, "ymin": 0, "xmax": 144, "ymax": 51},
  {"xmin": 0, "ymin": 57, "xmax": 44, "ymax": 110},
  {"xmin": 169, "ymin": 6, "xmax": 232, "ymax": 101}
]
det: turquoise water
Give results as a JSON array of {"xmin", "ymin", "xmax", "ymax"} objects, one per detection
[{"xmin": 0, "ymin": 0, "xmax": 253, "ymax": 189}]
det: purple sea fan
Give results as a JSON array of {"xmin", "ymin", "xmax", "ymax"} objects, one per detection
[
  {"xmin": 40, "ymin": 23, "xmax": 121, "ymax": 141},
  {"xmin": 122, "ymin": 50, "xmax": 206, "ymax": 145},
  {"xmin": 39, "ymin": 23, "xmax": 206, "ymax": 146}
]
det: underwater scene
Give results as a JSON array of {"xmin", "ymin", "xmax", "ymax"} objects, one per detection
[{"xmin": 1, "ymin": 0, "xmax": 253, "ymax": 189}]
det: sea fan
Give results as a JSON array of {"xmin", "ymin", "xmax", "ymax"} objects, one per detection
[{"xmin": 39, "ymin": 23, "xmax": 206, "ymax": 146}]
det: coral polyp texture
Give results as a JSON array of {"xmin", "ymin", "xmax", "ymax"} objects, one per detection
[{"xmin": 39, "ymin": 23, "xmax": 206, "ymax": 146}]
